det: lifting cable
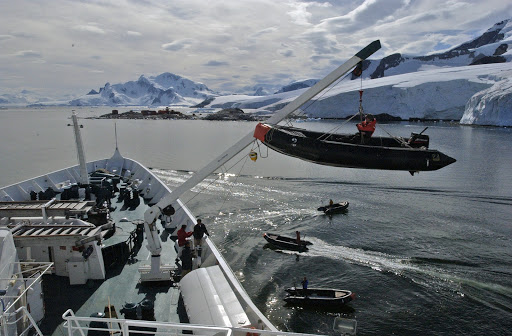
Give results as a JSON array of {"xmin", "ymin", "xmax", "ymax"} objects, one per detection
[
  {"xmin": 317, "ymin": 72, "xmax": 365, "ymax": 141},
  {"xmin": 287, "ymin": 66, "xmax": 366, "ymax": 140},
  {"xmin": 378, "ymin": 124, "xmax": 412, "ymax": 148},
  {"xmin": 317, "ymin": 111, "xmax": 360, "ymax": 141}
]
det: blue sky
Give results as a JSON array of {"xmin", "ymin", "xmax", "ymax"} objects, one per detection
[{"xmin": 1, "ymin": 0, "xmax": 511, "ymax": 97}]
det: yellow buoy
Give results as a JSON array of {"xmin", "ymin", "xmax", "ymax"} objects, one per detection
[{"xmin": 249, "ymin": 150, "xmax": 258, "ymax": 161}]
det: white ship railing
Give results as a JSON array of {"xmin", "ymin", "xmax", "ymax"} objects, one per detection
[
  {"xmin": 0, "ymin": 262, "xmax": 54, "ymax": 336},
  {"xmin": 62, "ymin": 309, "xmax": 328, "ymax": 336},
  {"xmin": 0, "ymin": 306, "xmax": 43, "ymax": 336}
]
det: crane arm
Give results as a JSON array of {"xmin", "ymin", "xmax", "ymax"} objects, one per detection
[{"xmin": 143, "ymin": 40, "xmax": 381, "ymax": 229}]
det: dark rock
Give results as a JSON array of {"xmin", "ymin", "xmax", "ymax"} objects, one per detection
[
  {"xmin": 370, "ymin": 53, "xmax": 404, "ymax": 79},
  {"xmin": 470, "ymin": 55, "xmax": 507, "ymax": 65},
  {"xmin": 203, "ymin": 108, "xmax": 258, "ymax": 121},
  {"xmin": 192, "ymin": 97, "xmax": 216, "ymax": 108}
]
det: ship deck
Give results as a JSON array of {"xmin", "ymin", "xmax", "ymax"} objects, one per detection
[{"xmin": 38, "ymin": 194, "xmax": 185, "ymax": 336}]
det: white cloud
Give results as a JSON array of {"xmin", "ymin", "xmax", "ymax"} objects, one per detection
[
  {"xmin": 126, "ymin": 31, "xmax": 142, "ymax": 37},
  {"xmin": 0, "ymin": 35, "xmax": 14, "ymax": 42},
  {"xmin": 162, "ymin": 39, "xmax": 194, "ymax": 51},
  {"xmin": 251, "ymin": 27, "xmax": 279, "ymax": 38},
  {"xmin": 0, "ymin": 0, "xmax": 511, "ymax": 97},
  {"xmin": 73, "ymin": 24, "xmax": 106, "ymax": 34},
  {"xmin": 14, "ymin": 50, "xmax": 42, "ymax": 58}
]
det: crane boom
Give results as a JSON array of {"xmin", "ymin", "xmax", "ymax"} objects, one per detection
[
  {"xmin": 145, "ymin": 40, "xmax": 381, "ymax": 223},
  {"xmin": 140, "ymin": 40, "xmax": 381, "ymax": 281}
]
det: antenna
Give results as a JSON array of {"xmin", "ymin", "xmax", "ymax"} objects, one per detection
[{"xmin": 114, "ymin": 122, "xmax": 118, "ymax": 149}]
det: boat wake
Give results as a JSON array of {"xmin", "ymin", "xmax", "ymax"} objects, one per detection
[{"xmin": 304, "ymin": 238, "xmax": 512, "ymax": 313}]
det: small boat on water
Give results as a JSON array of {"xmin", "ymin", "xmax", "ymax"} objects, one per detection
[
  {"xmin": 285, "ymin": 287, "xmax": 355, "ymax": 307},
  {"xmin": 263, "ymin": 232, "xmax": 312, "ymax": 252},
  {"xmin": 318, "ymin": 201, "xmax": 349, "ymax": 215}
]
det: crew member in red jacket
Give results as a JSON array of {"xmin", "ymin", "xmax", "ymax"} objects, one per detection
[
  {"xmin": 357, "ymin": 114, "xmax": 377, "ymax": 142},
  {"xmin": 176, "ymin": 224, "xmax": 193, "ymax": 261}
]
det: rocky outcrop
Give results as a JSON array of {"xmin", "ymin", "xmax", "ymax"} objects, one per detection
[
  {"xmin": 370, "ymin": 54, "xmax": 405, "ymax": 79},
  {"xmin": 202, "ymin": 108, "xmax": 259, "ymax": 121},
  {"xmin": 470, "ymin": 56, "xmax": 507, "ymax": 65}
]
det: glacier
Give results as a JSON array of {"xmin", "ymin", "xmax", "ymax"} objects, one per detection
[{"xmin": 210, "ymin": 62, "xmax": 512, "ymax": 126}]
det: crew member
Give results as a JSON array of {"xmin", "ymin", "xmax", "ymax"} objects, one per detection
[
  {"xmin": 357, "ymin": 114, "xmax": 377, "ymax": 142},
  {"xmin": 179, "ymin": 241, "xmax": 195, "ymax": 280},
  {"xmin": 301, "ymin": 277, "xmax": 308, "ymax": 290},
  {"xmin": 176, "ymin": 224, "xmax": 193, "ymax": 261},
  {"xmin": 193, "ymin": 219, "xmax": 210, "ymax": 247}
]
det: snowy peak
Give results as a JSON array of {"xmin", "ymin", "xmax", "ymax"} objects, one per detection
[
  {"xmin": 486, "ymin": 19, "xmax": 509, "ymax": 34},
  {"xmin": 276, "ymin": 79, "xmax": 320, "ymax": 94},
  {"xmin": 149, "ymin": 72, "xmax": 212, "ymax": 97},
  {"xmin": 364, "ymin": 19, "xmax": 511, "ymax": 80},
  {"xmin": 70, "ymin": 72, "xmax": 216, "ymax": 106}
]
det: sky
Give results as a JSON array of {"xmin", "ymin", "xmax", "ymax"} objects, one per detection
[{"xmin": 1, "ymin": 0, "xmax": 512, "ymax": 98}]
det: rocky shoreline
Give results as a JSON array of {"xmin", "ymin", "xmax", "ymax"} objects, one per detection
[
  {"xmin": 92, "ymin": 107, "xmax": 267, "ymax": 121},
  {"xmin": 92, "ymin": 108, "xmax": 458, "ymax": 123}
]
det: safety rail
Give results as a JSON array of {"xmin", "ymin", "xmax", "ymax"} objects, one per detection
[
  {"xmin": 0, "ymin": 261, "xmax": 54, "ymax": 336},
  {"xmin": 62, "ymin": 309, "xmax": 327, "ymax": 336},
  {"xmin": 0, "ymin": 306, "xmax": 44, "ymax": 336}
]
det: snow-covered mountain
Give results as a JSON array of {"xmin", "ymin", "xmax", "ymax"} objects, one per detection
[
  {"xmin": 0, "ymin": 90, "xmax": 70, "ymax": 106},
  {"xmin": 205, "ymin": 19, "xmax": 512, "ymax": 126},
  {"xmin": 362, "ymin": 19, "xmax": 511, "ymax": 80},
  {"xmin": 69, "ymin": 73, "xmax": 216, "ymax": 106},
  {"xmin": 275, "ymin": 79, "xmax": 320, "ymax": 94},
  {"xmin": 208, "ymin": 62, "xmax": 512, "ymax": 126}
]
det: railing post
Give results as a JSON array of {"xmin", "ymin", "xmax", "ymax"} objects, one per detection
[{"xmin": 0, "ymin": 315, "xmax": 8, "ymax": 336}]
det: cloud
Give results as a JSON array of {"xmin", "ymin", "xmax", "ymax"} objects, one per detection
[
  {"xmin": 318, "ymin": 0, "xmax": 410, "ymax": 34},
  {"xmin": 1, "ymin": 0, "xmax": 512, "ymax": 97},
  {"xmin": 299, "ymin": 30, "xmax": 340, "ymax": 57},
  {"xmin": 250, "ymin": 27, "xmax": 278, "ymax": 38},
  {"xmin": 0, "ymin": 35, "xmax": 14, "ymax": 42},
  {"xmin": 14, "ymin": 50, "xmax": 42, "ymax": 58},
  {"xmin": 203, "ymin": 60, "xmax": 229, "ymax": 67},
  {"xmin": 287, "ymin": 2, "xmax": 313, "ymax": 26},
  {"xmin": 162, "ymin": 39, "xmax": 194, "ymax": 51},
  {"xmin": 224, "ymin": 47, "xmax": 249, "ymax": 56},
  {"xmin": 73, "ymin": 24, "xmax": 106, "ymax": 34},
  {"xmin": 279, "ymin": 49, "xmax": 295, "ymax": 57},
  {"xmin": 126, "ymin": 31, "xmax": 142, "ymax": 37}
]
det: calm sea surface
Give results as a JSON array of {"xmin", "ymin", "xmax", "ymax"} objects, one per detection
[{"xmin": 1, "ymin": 107, "xmax": 512, "ymax": 335}]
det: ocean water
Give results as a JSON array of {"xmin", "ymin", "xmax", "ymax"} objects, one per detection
[{"xmin": 1, "ymin": 107, "xmax": 511, "ymax": 335}]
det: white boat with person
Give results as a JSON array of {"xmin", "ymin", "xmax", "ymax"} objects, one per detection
[{"xmin": 0, "ymin": 40, "xmax": 382, "ymax": 336}]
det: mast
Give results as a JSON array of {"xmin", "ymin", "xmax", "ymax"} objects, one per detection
[{"xmin": 71, "ymin": 111, "xmax": 89, "ymax": 185}]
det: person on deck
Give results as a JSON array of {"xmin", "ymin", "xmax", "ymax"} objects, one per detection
[
  {"xmin": 193, "ymin": 219, "xmax": 210, "ymax": 247},
  {"xmin": 179, "ymin": 241, "xmax": 195, "ymax": 280},
  {"xmin": 176, "ymin": 224, "xmax": 193, "ymax": 260},
  {"xmin": 296, "ymin": 231, "xmax": 301, "ymax": 245},
  {"xmin": 356, "ymin": 114, "xmax": 377, "ymax": 142}
]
